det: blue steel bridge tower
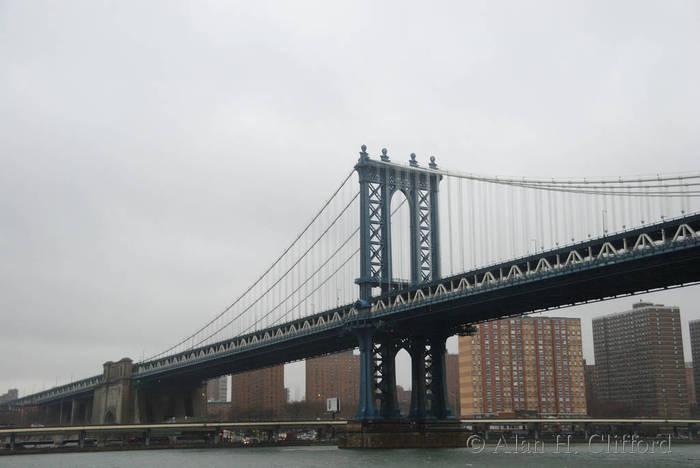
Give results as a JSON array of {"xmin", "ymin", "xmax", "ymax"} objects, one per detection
[{"xmin": 353, "ymin": 145, "xmax": 450, "ymax": 420}]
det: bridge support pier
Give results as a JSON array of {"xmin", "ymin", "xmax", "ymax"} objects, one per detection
[
  {"xmin": 409, "ymin": 333, "xmax": 452, "ymax": 419},
  {"xmin": 47, "ymin": 404, "xmax": 60, "ymax": 425},
  {"xmin": 426, "ymin": 333, "xmax": 451, "ymax": 419},
  {"xmin": 338, "ymin": 419, "xmax": 467, "ymax": 448},
  {"xmin": 134, "ymin": 382, "xmax": 207, "ymax": 423},
  {"xmin": 92, "ymin": 358, "xmax": 135, "ymax": 424},
  {"xmin": 70, "ymin": 399, "xmax": 79, "ymax": 425},
  {"xmin": 355, "ymin": 327, "xmax": 379, "ymax": 419},
  {"xmin": 375, "ymin": 337, "xmax": 401, "ymax": 419},
  {"xmin": 408, "ymin": 336, "xmax": 427, "ymax": 419},
  {"xmin": 353, "ymin": 325, "xmax": 403, "ymax": 420},
  {"xmin": 89, "ymin": 357, "xmax": 206, "ymax": 425},
  {"xmin": 343, "ymin": 326, "xmax": 460, "ymax": 448}
]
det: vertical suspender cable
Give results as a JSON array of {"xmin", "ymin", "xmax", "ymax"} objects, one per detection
[
  {"xmin": 487, "ymin": 181, "xmax": 493, "ymax": 262},
  {"xmin": 510, "ymin": 183, "xmax": 516, "ymax": 258},
  {"xmin": 447, "ymin": 175, "xmax": 454, "ymax": 275},
  {"xmin": 470, "ymin": 179, "xmax": 476, "ymax": 268},
  {"xmin": 568, "ymin": 190, "xmax": 575, "ymax": 241},
  {"xmin": 646, "ymin": 184, "xmax": 652, "ymax": 224},
  {"xmin": 611, "ymin": 182, "xmax": 618, "ymax": 231},
  {"xmin": 483, "ymin": 180, "xmax": 488, "ymax": 264},
  {"xmin": 547, "ymin": 187, "xmax": 554, "ymax": 248},
  {"xmin": 625, "ymin": 185, "xmax": 632, "ymax": 229},
  {"xmin": 657, "ymin": 175, "xmax": 664, "ymax": 220},
  {"xmin": 678, "ymin": 177, "xmax": 685, "ymax": 215},
  {"xmin": 535, "ymin": 189, "xmax": 542, "ymax": 250},
  {"xmin": 594, "ymin": 190, "xmax": 601, "ymax": 235},
  {"xmin": 521, "ymin": 184, "xmax": 528, "ymax": 254},
  {"xmin": 458, "ymin": 177, "xmax": 465, "ymax": 271},
  {"xmin": 486, "ymin": 182, "xmax": 492, "ymax": 263}
]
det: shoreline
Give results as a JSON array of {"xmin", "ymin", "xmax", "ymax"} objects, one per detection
[
  {"xmin": 0, "ymin": 440, "xmax": 337, "ymax": 457},
  {"xmin": 5, "ymin": 438, "xmax": 700, "ymax": 457}
]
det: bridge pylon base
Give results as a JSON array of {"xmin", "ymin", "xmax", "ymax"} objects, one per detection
[{"xmin": 337, "ymin": 419, "xmax": 467, "ymax": 448}]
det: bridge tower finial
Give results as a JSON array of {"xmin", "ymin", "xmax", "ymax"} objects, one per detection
[
  {"xmin": 359, "ymin": 144, "xmax": 369, "ymax": 161},
  {"xmin": 381, "ymin": 148, "xmax": 390, "ymax": 162}
]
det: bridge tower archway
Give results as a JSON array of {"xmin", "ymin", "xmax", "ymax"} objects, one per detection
[
  {"xmin": 394, "ymin": 347, "xmax": 412, "ymax": 415},
  {"xmin": 389, "ymin": 189, "xmax": 412, "ymax": 284},
  {"xmin": 354, "ymin": 146, "xmax": 442, "ymax": 301}
]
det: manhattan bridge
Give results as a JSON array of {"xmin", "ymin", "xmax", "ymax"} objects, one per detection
[{"xmin": 4, "ymin": 145, "xmax": 700, "ymax": 427}]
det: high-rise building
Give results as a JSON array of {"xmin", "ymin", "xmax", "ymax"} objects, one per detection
[
  {"xmin": 206, "ymin": 375, "xmax": 228, "ymax": 402},
  {"xmin": 396, "ymin": 385, "xmax": 411, "ymax": 415},
  {"xmin": 458, "ymin": 316, "xmax": 586, "ymax": 417},
  {"xmin": 686, "ymin": 362, "xmax": 696, "ymax": 413},
  {"xmin": 584, "ymin": 360, "xmax": 599, "ymax": 416},
  {"xmin": 305, "ymin": 350, "xmax": 360, "ymax": 418},
  {"xmin": 593, "ymin": 302, "xmax": 687, "ymax": 418},
  {"xmin": 690, "ymin": 320, "xmax": 700, "ymax": 410},
  {"xmin": 445, "ymin": 353, "xmax": 460, "ymax": 416},
  {"xmin": 230, "ymin": 365, "xmax": 285, "ymax": 419}
]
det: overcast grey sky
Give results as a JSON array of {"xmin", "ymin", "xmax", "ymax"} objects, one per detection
[{"xmin": 1, "ymin": 1, "xmax": 699, "ymax": 400}]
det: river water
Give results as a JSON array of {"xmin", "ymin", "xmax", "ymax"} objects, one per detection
[{"xmin": 2, "ymin": 444, "xmax": 700, "ymax": 467}]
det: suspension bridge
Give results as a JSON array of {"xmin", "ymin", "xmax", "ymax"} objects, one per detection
[{"xmin": 3, "ymin": 145, "xmax": 700, "ymax": 433}]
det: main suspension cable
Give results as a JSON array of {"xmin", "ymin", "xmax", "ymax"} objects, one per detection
[{"xmin": 143, "ymin": 170, "xmax": 356, "ymax": 362}]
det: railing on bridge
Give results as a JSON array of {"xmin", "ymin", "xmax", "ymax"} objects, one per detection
[{"xmin": 8, "ymin": 375, "xmax": 102, "ymax": 407}]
